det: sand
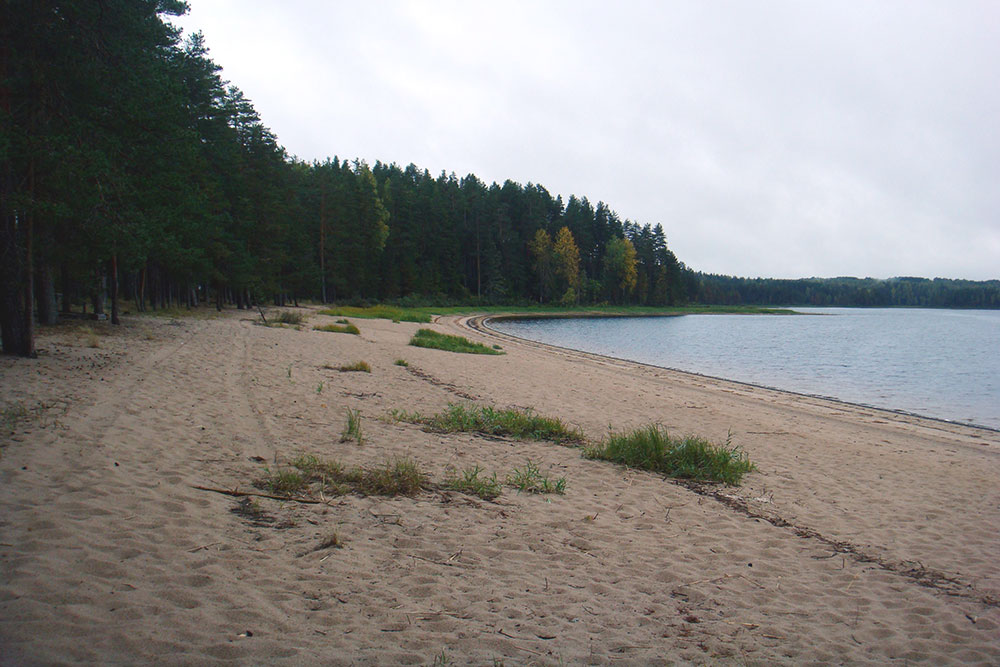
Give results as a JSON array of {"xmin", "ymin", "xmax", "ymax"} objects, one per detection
[{"xmin": 1, "ymin": 308, "xmax": 998, "ymax": 665}]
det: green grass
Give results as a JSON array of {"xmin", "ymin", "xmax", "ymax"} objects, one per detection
[
  {"xmin": 584, "ymin": 425, "xmax": 755, "ymax": 485},
  {"xmin": 409, "ymin": 329, "xmax": 504, "ymax": 355},
  {"xmin": 314, "ymin": 323, "xmax": 360, "ymax": 335},
  {"xmin": 275, "ymin": 311, "xmax": 306, "ymax": 325},
  {"xmin": 255, "ymin": 454, "xmax": 426, "ymax": 499},
  {"xmin": 443, "ymin": 465, "xmax": 502, "ymax": 500},
  {"xmin": 506, "ymin": 459, "xmax": 566, "ymax": 494},
  {"xmin": 394, "ymin": 358, "xmax": 409, "ymax": 367},
  {"xmin": 319, "ymin": 305, "xmax": 432, "ymax": 323},
  {"xmin": 258, "ymin": 468, "xmax": 308, "ymax": 495},
  {"xmin": 339, "ymin": 360, "xmax": 371, "ymax": 373},
  {"xmin": 395, "ymin": 403, "xmax": 584, "ymax": 444},
  {"xmin": 340, "ymin": 408, "xmax": 363, "ymax": 444},
  {"xmin": 356, "ymin": 456, "xmax": 426, "ymax": 496}
]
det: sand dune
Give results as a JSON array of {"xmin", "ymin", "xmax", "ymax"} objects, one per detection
[{"xmin": 1, "ymin": 308, "xmax": 998, "ymax": 664}]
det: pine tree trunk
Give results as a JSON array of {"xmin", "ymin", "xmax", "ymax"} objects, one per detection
[
  {"xmin": 110, "ymin": 254, "xmax": 120, "ymax": 325},
  {"xmin": 36, "ymin": 261, "xmax": 58, "ymax": 325}
]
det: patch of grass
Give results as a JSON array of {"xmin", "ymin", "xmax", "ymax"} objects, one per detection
[
  {"xmin": 443, "ymin": 465, "xmax": 502, "ymax": 500},
  {"xmin": 316, "ymin": 381, "xmax": 324, "ymax": 394},
  {"xmin": 275, "ymin": 311, "xmax": 306, "ymax": 325},
  {"xmin": 256, "ymin": 454, "xmax": 427, "ymax": 499},
  {"xmin": 339, "ymin": 360, "xmax": 371, "ymax": 373},
  {"xmin": 340, "ymin": 408, "xmax": 363, "ymax": 444},
  {"xmin": 357, "ymin": 456, "xmax": 426, "ymax": 496},
  {"xmin": 398, "ymin": 403, "xmax": 583, "ymax": 444},
  {"xmin": 584, "ymin": 425, "xmax": 755, "ymax": 485},
  {"xmin": 314, "ymin": 323, "xmax": 360, "ymax": 335},
  {"xmin": 319, "ymin": 305, "xmax": 432, "ymax": 323},
  {"xmin": 394, "ymin": 358, "xmax": 409, "ymax": 367},
  {"xmin": 409, "ymin": 329, "xmax": 503, "ymax": 355},
  {"xmin": 258, "ymin": 468, "xmax": 308, "ymax": 495},
  {"xmin": 506, "ymin": 459, "xmax": 566, "ymax": 494}
]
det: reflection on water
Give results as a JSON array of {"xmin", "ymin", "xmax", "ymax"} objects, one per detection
[{"xmin": 489, "ymin": 308, "xmax": 1000, "ymax": 430}]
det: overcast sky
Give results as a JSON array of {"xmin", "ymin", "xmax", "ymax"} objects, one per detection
[{"xmin": 173, "ymin": 1, "xmax": 999, "ymax": 280}]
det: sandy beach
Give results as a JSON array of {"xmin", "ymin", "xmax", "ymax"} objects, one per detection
[{"xmin": 1, "ymin": 308, "xmax": 998, "ymax": 665}]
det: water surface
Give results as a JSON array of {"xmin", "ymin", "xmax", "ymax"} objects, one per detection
[{"xmin": 488, "ymin": 308, "xmax": 1000, "ymax": 430}]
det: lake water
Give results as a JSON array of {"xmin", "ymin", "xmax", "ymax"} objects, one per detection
[{"xmin": 488, "ymin": 308, "xmax": 1000, "ymax": 430}]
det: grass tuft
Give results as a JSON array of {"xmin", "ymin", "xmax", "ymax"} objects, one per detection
[
  {"xmin": 584, "ymin": 425, "xmax": 755, "ymax": 485},
  {"xmin": 275, "ymin": 311, "xmax": 306, "ymax": 325},
  {"xmin": 443, "ymin": 465, "xmax": 502, "ymax": 500},
  {"xmin": 314, "ymin": 323, "xmax": 360, "ymax": 335},
  {"xmin": 409, "ymin": 329, "xmax": 503, "ymax": 355},
  {"xmin": 339, "ymin": 360, "xmax": 371, "ymax": 373},
  {"xmin": 340, "ymin": 408, "xmax": 363, "ymax": 445},
  {"xmin": 255, "ymin": 454, "xmax": 426, "ymax": 499},
  {"xmin": 356, "ymin": 456, "xmax": 426, "ymax": 496},
  {"xmin": 397, "ymin": 403, "xmax": 583, "ymax": 444},
  {"xmin": 394, "ymin": 358, "xmax": 409, "ymax": 367},
  {"xmin": 506, "ymin": 460, "xmax": 566, "ymax": 494},
  {"xmin": 259, "ymin": 468, "xmax": 308, "ymax": 495}
]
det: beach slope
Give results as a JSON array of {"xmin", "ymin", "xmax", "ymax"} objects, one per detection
[{"xmin": 1, "ymin": 309, "xmax": 997, "ymax": 664}]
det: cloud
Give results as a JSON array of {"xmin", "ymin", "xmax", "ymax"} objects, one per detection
[{"xmin": 174, "ymin": 0, "xmax": 1000, "ymax": 280}]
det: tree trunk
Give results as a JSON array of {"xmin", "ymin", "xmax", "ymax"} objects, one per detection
[
  {"xmin": 110, "ymin": 254, "xmax": 120, "ymax": 325},
  {"xmin": 36, "ymin": 261, "xmax": 58, "ymax": 325}
]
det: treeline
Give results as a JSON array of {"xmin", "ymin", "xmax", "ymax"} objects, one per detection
[
  {"xmin": 1, "ymin": 1, "xmax": 687, "ymax": 356},
  {"xmin": 3, "ymin": 4, "xmax": 997, "ymax": 357},
  {"xmin": 688, "ymin": 275, "xmax": 1000, "ymax": 309}
]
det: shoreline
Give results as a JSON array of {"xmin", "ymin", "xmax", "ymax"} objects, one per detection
[
  {"xmin": 471, "ymin": 313, "xmax": 1000, "ymax": 435},
  {"xmin": 2, "ymin": 308, "xmax": 998, "ymax": 664}
]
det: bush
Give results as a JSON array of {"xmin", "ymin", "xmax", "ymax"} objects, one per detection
[{"xmin": 585, "ymin": 425, "xmax": 754, "ymax": 485}]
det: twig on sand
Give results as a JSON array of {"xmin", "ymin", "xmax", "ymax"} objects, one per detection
[
  {"xmin": 191, "ymin": 484, "xmax": 324, "ymax": 505},
  {"xmin": 188, "ymin": 542, "xmax": 222, "ymax": 553}
]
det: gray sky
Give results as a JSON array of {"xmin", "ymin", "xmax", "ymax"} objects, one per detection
[{"xmin": 173, "ymin": 1, "xmax": 999, "ymax": 280}]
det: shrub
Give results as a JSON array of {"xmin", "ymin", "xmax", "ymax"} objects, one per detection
[
  {"xmin": 585, "ymin": 425, "xmax": 754, "ymax": 485},
  {"xmin": 409, "ymin": 329, "xmax": 503, "ymax": 355}
]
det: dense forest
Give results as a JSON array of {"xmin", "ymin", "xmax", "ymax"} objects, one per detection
[{"xmin": 2, "ymin": 3, "xmax": 998, "ymax": 356}]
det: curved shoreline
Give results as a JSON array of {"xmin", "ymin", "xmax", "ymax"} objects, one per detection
[{"xmin": 463, "ymin": 313, "xmax": 1000, "ymax": 435}]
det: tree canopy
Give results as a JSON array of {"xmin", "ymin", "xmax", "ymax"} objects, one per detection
[{"xmin": 2, "ymin": 2, "xmax": 997, "ymax": 355}]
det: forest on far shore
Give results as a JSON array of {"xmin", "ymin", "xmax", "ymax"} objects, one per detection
[{"xmin": 3, "ymin": 2, "xmax": 998, "ymax": 356}]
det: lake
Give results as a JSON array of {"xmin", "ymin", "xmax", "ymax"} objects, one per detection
[{"xmin": 487, "ymin": 308, "xmax": 1000, "ymax": 430}]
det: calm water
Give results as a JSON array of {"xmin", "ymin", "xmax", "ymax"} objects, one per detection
[{"xmin": 489, "ymin": 308, "xmax": 1000, "ymax": 430}]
